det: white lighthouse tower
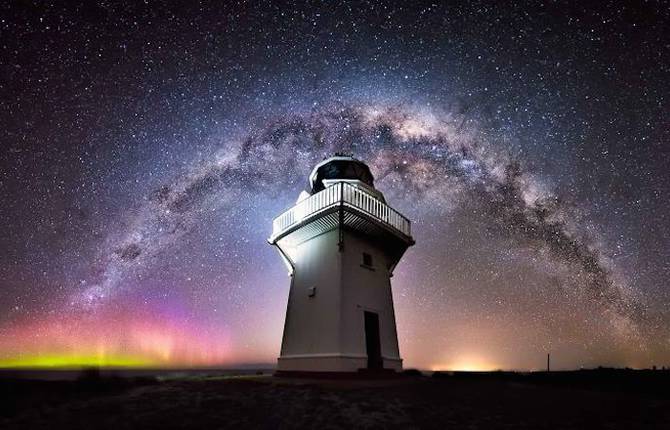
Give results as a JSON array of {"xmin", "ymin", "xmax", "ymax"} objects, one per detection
[{"xmin": 269, "ymin": 155, "xmax": 414, "ymax": 373}]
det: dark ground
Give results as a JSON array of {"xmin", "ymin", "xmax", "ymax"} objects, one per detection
[{"xmin": 1, "ymin": 369, "xmax": 669, "ymax": 429}]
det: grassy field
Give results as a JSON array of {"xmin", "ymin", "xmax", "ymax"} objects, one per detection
[{"xmin": 1, "ymin": 368, "xmax": 668, "ymax": 429}]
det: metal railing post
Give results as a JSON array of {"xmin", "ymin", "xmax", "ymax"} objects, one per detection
[{"xmin": 338, "ymin": 182, "xmax": 344, "ymax": 251}]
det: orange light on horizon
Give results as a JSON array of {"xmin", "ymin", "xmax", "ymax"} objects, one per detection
[{"xmin": 430, "ymin": 355, "xmax": 500, "ymax": 372}]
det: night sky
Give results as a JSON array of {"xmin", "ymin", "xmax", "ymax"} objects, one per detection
[{"xmin": 1, "ymin": 1, "xmax": 668, "ymax": 370}]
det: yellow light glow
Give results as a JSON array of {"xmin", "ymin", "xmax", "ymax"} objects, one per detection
[{"xmin": 431, "ymin": 356, "xmax": 499, "ymax": 372}]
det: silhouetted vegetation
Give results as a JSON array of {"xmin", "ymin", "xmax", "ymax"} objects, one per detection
[
  {"xmin": 430, "ymin": 367, "xmax": 670, "ymax": 398},
  {"xmin": 1, "ymin": 368, "xmax": 669, "ymax": 428},
  {"xmin": 0, "ymin": 367, "xmax": 158, "ymax": 419}
]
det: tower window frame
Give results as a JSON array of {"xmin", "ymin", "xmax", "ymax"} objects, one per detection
[{"xmin": 362, "ymin": 252, "xmax": 373, "ymax": 267}]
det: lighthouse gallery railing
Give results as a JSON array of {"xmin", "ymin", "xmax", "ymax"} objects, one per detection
[{"xmin": 271, "ymin": 182, "xmax": 411, "ymax": 240}]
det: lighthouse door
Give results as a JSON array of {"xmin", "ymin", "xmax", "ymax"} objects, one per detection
[{"xmin": 364, "ymin": 311, "xmax": 382, "ymax": 369}]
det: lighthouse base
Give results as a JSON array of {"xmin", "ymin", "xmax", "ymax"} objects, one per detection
[{"xmin": 277, "ymin": 354, "xmax": 402, "ymax": 373}]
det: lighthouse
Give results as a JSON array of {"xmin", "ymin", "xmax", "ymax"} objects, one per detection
[{"xmin": 269, "ymin": 155, "xmax": 414, "ymax": 373}]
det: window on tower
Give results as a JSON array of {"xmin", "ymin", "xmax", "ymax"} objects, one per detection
[{"xmin": 362, "ymin": 252, "xmax": 373, "ymax": 267}]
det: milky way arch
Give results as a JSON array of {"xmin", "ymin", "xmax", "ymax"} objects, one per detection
[{"xmin": 74, "ymin": 102, "xmax": 646, "ymax": 345}]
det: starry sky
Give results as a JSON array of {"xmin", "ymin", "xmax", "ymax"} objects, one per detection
[{"xmin": 1, "ymin": 1, "xmax": 669, "ymax": 370}]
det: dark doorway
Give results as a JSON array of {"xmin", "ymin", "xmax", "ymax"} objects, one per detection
[{"xmin": 364, "ymin": 311, "xmax": 382, "ymax": 369}]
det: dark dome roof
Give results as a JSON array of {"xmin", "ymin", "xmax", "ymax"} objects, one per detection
[{"xmin": 309, "ymin": 156, "xmax": 375, "ymax": 193}]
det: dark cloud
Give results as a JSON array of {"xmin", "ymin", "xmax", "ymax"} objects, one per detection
[{"xmin": 114, "ymin": 243, "xmax": 141, "ymax": 262}]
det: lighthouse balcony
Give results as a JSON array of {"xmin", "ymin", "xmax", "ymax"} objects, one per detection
[{"xmin": 269, "ymin": 182, "xmax": 413, "ymax": 247}]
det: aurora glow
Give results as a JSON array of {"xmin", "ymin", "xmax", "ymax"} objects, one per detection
[{"xmin": 0, "ymin": 355, "xmax": 153, "ymax": 369}]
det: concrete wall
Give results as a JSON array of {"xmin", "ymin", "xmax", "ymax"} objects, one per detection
[
  {"xmin": 277, "ymin": 227, "xmax": 403, "ymax": 372},
  {"xmin": 340, "ymin": 230, "xmax": 402, "ymax": 365},
  {"xmin": 280, "ymin": 229, "xmax": 342, "ymax": 359}
]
